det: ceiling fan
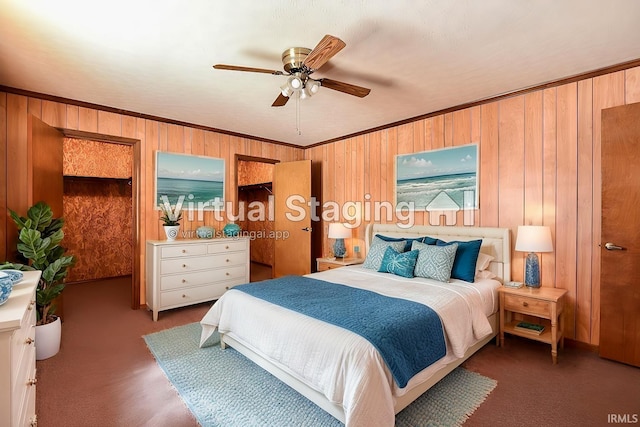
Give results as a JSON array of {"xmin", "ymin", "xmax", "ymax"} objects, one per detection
[{"xmin": 213, "ymin": 35, "xmax": 371, "ymax": 107}]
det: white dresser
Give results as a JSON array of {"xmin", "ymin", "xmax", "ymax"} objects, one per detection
[
  {"xmin": 146, "ymin": 237, "xmax": 250, "ymax": 321},
  {"xmin": 0, "ymin": 270, "xmax": 41, "ymax": 427}
]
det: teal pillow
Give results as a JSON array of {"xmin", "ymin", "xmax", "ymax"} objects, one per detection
[
  {"xmin": 378, "ymin": 247, "xmax": 419, "ymax": 278},
  {"xmin": 375, "ymin": 234, "xmax": 437, "ymax": 251},
  {"xmin": 362, "ymin": 237, "xmax": 406, "ymax": 270},
  {"xmin": 436, "ymin": 239, "xmax": 482, "ymax": 282},
  {"xmin": 412, "ymin": 241, "xmax": 458, "ymax": 282}
]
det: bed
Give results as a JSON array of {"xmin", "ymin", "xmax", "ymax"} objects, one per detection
[{"xmin": 199, "ymin": 223, "xmax": 511, "ymax": 426}]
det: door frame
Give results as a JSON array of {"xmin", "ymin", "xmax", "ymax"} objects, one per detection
[
  {"xmin": 61, "ymin": 129, "xmax": 142, "ymax": 310},
  {"xmin": 235, "ymin": 154, "xmax": 279, "ymax": 277}
]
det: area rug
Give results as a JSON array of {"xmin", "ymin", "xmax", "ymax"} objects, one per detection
[{"xmin": 143, "ymin": 322, "xmax": 497, "ymax": 427}]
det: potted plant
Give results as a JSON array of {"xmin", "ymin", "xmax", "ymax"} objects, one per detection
[
  {"xmin": 159, "ymin": 201, "xmax": 183, "ymax": 241},
  {"xmin": 8, "ymin": 201, "xmax": 76, "ymax": 359}
]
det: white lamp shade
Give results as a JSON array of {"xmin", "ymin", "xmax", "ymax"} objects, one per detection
[
  {"xmin": 515, "ymin": 225, "xmax": 553, "ymax": 253},
  {"xmin": 328, "ymin": 223, "xmax": 352, "ymax": 239}
]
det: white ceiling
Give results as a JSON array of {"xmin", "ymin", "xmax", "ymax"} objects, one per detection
[{"xmin": 1, "ymin": 1, "xmax": 640, "ymax": 147}]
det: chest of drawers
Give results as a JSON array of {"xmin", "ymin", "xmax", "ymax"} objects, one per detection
[
  {"xmin": 146, "ymin": 238, "xmax": 250, "ymax": 321},
  {"xmin": 0, "ymin": 270, "xmax": 41, "ymax": 427}
]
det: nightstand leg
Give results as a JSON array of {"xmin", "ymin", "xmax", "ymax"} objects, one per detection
[{"xmin": 551, "ymin": 317, "xmax": 558, "ymax": 364}]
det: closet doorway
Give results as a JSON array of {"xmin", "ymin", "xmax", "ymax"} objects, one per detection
[
  {"xmin": 236, "ymin": 155, "xmax": 277, "ymax": 282},
  {"xmin": 61, "ymin": 130, "xmax": 141, "ymax": 309}
]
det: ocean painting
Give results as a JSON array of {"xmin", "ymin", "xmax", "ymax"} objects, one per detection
[
  {"xmin": 396, "ymin": 144, "xmax": 478, "ymax": 211},
  {"xmin": 155, "ymin": 152, "xmax": 225, "ymax": 210}
]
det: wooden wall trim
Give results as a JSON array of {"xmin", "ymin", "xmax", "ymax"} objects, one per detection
[
  {"xmin": 0, "ymin": 85, "xmax": 297, "ymax": 148},
  {"xmin": 3, "ymin": 58, "xmax": 640, "ymax": 151},
  {"xmin": 306, "ymin": 57, "xmax": 640, "ymax": 148},
  {"xmin": 62, "ymin": 129, "xmax": 139, "ymax": 146}
]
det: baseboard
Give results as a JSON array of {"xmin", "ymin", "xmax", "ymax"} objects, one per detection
[{"xmin": 564, "ymin": 338, "xmax": 598, "ymax": 353}]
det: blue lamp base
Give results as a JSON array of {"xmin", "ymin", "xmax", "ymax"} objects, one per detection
[
  {"xmin": 333, "ymin": 238, "xmax": 346, "ymax": 258},
  {"xmin": 524, "ymin": 252, "xmax": 541, "ymax": 288}
]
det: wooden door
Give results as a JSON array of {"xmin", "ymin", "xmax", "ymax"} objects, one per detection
[
  {"xmin": 600, "ymin": 102, "xmax": 640, "ymax": 367},
  {"xmin": 28, "ymin": 116, "xmax": 65, "ymax": 317},
  {"xmin": 28, "ymin": 115, "xmax": 64, "ymax": 216},
  {"xmin": 273, "ymin": 160, "xmax": 312, "ymax": 277}
]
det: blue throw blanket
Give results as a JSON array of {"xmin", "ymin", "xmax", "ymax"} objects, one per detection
[{"xmin": 233, "ymin": 276, "xmax": 446, "ymax": 388}]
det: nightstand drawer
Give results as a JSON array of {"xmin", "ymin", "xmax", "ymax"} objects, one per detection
[
  {"xmin": 317, "ymin": 263, "xmax": 339, "ymax": 272},
  {"xmin": 503, "ymin": 294, "xmax": 550, "ymax": 317}
]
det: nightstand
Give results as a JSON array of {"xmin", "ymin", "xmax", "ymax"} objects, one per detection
[
  {"xmin": 498, "ymin": 286, "xmax": 568, "ymax": 364},
  {"xmin": 316, "ymin": 257, "xmax": 364, "ymax": 272}
]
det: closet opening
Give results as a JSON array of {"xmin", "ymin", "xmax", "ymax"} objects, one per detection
[
  {"xmin": 60, "ymin": 131, "xmax": 141, "ymax": 309},
  {"xmin": 236, "ymin": 155, "xmax": 278, "ymax": 282}
]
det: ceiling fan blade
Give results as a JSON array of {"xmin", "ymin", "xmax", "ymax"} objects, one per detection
[
  {"xmin": 320, "ymin": 78, "xmax": 371, "ymax": 98},
  {"xmin": 302, "ymin": 35, "xmax": 346, "ymax": 71},
  {"xmin": 272, "ymin": 93, "xmax": 289, "ymax": 107},
  {"xmin": 213, "ymin": 64, "xmax": 284, "ymax": 75}
]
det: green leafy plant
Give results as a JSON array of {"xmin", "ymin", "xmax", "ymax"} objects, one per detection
[{"xmin": 8, "ymin": 201, "xmax": 76, "ymax": 325}]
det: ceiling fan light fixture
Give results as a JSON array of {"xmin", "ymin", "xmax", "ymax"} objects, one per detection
[
  {"xmin": 305, "ymin": 80, "xmax": 320, "ymax": 97},
  {"xmin": 288, "ymin": 75, "xmax": 303, "ymax": 90},
  {"xmin": 280, "ymin": 82, "xmax": 293, "ymax": 97}
]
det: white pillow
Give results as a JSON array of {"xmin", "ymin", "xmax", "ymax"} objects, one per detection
[
  {"xmin": 476, "ymin": 252, "xmax": 494, "ymax": 271},
  {"xmin": 475, "ymin": 270, "xmax": 497, "ymax": 280}
]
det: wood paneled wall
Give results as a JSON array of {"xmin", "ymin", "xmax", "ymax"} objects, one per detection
[
  {"xmin": 3, "ymin": 65, "xmax": 640, "ymax": 344},
  {"xmin": 0, "ymin": 93, "xmax": 304, "ymax": 302},
  {"xmin": 305, "ymin": 66, "xmax": 640, "ymax": 345}
]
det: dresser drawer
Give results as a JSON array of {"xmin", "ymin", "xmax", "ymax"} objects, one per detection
[
  {"xmin": 160, "ymin": 280, "xmax": 244, "ymax": 308},
  {"xmin": 160, "ymin": 266, "xmax": 248, "ymax": 291},
  {"xmin": 11, "ymin": 303, "xmax": 36, "ymax": 382},
  {"xmin": 208, "ymin": 240, "xmax": 247, "ymax": 253},
  {"xmin": 161, "ymin": 244, "xmax": 207, "ymax": 258},
  {"xmin": 503, "ymin": 294, "xmax": 551, "ymax": 317},
  {"xmin": 13, "ymin": 354, "xmax": 36, "ymax": 427},
  {"xmin": 161, "ymin": 252, "xmax": 248, "ymax": 274}
]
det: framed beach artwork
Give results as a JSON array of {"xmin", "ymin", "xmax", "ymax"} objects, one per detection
[
  {"xmin": 395, "ymin": 144, "xmax": 478, "ymax": 211},
  {"xmin": 155, "ymin": 151, "xmax": 225, "ymax": 210}
]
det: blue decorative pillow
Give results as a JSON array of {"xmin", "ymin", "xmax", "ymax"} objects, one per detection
[
  {"xmin": 436, "ymin": 239, "xmax": 482, "ymax": 282},
  {"xmin": 378, "ymin": 247, "xmax": 419, "ymax": 278},
  {"xmin": 412, "ymin": 241, "xmax": 458, "ymax": 282},
  {"xmin": 362, "ymin": 237, "xmax": 406, "ymax": 270},
  {"xmin": 375, "ymin": 234, "xmax": 437, "ymax": 251}
]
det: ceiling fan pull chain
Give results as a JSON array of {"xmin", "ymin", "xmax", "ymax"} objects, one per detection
[{"xmin": 296, "ymin": 95, "xmax": 301, "ymax": 135}]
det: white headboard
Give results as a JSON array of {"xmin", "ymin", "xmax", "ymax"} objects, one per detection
[{"xmin": 364, "ymin": 223, "xmax": 511, "ymax": 282}]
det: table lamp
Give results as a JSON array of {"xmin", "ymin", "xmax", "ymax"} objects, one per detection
[
  {"xmin": 515, "ymin": 225, "xmax": 553, "ymax": 288},
  {"xmin": 328, "ymin": 223, "xmax": 351, "ymax": 258}
]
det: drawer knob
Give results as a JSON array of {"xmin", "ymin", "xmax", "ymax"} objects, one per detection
[
  {"xmin": 182, "ymin": 294, "xmax": 187, "ymax": 298},
  {"xmin": 226, "ymin": 259, "xmax": 230, "ymax": 263},
  {"xmin": 27, "ymin": 378, "xmax": 37, "ymax": 386},
  {"xmin": 182, "ymin": 264, "xmax": 187, "ymax": 268},
  {"xmin": 226, "ymin": 272, "xmax": 230, "ymax": 276},
  {"xmin": 25, "ymin": 337, "xmax": 34, "ymax": 345},
  {"xmin": 522, "ymin": 301, "xmax": 529, "ymax": 307},
  {"xmin": 182, "ymin": 249, "xmax": 186, "ymax": 253},
  {"xmin": 225, "ymin": 245, "xmax": 229, "ymax": 249},
  {"xmin": 182, "ymin": 279, "xmax": 186, "ymax": 283},
  {"xmin": 225, "ymin": 286, "xmax": 230, "ymax": 290}
]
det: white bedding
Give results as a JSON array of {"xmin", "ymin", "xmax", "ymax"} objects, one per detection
[{"xmin": 200, "ymin": 266, "xmax": 501, "ymax": 427}]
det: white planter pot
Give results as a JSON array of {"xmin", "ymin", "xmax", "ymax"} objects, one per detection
[
  {"xmin": 35, "ymin": 316, "xmax": 61, "ymax": 360},
  {"xmin": 164, "ymin": 225, "xmax": 180, "ymax": 241}
]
